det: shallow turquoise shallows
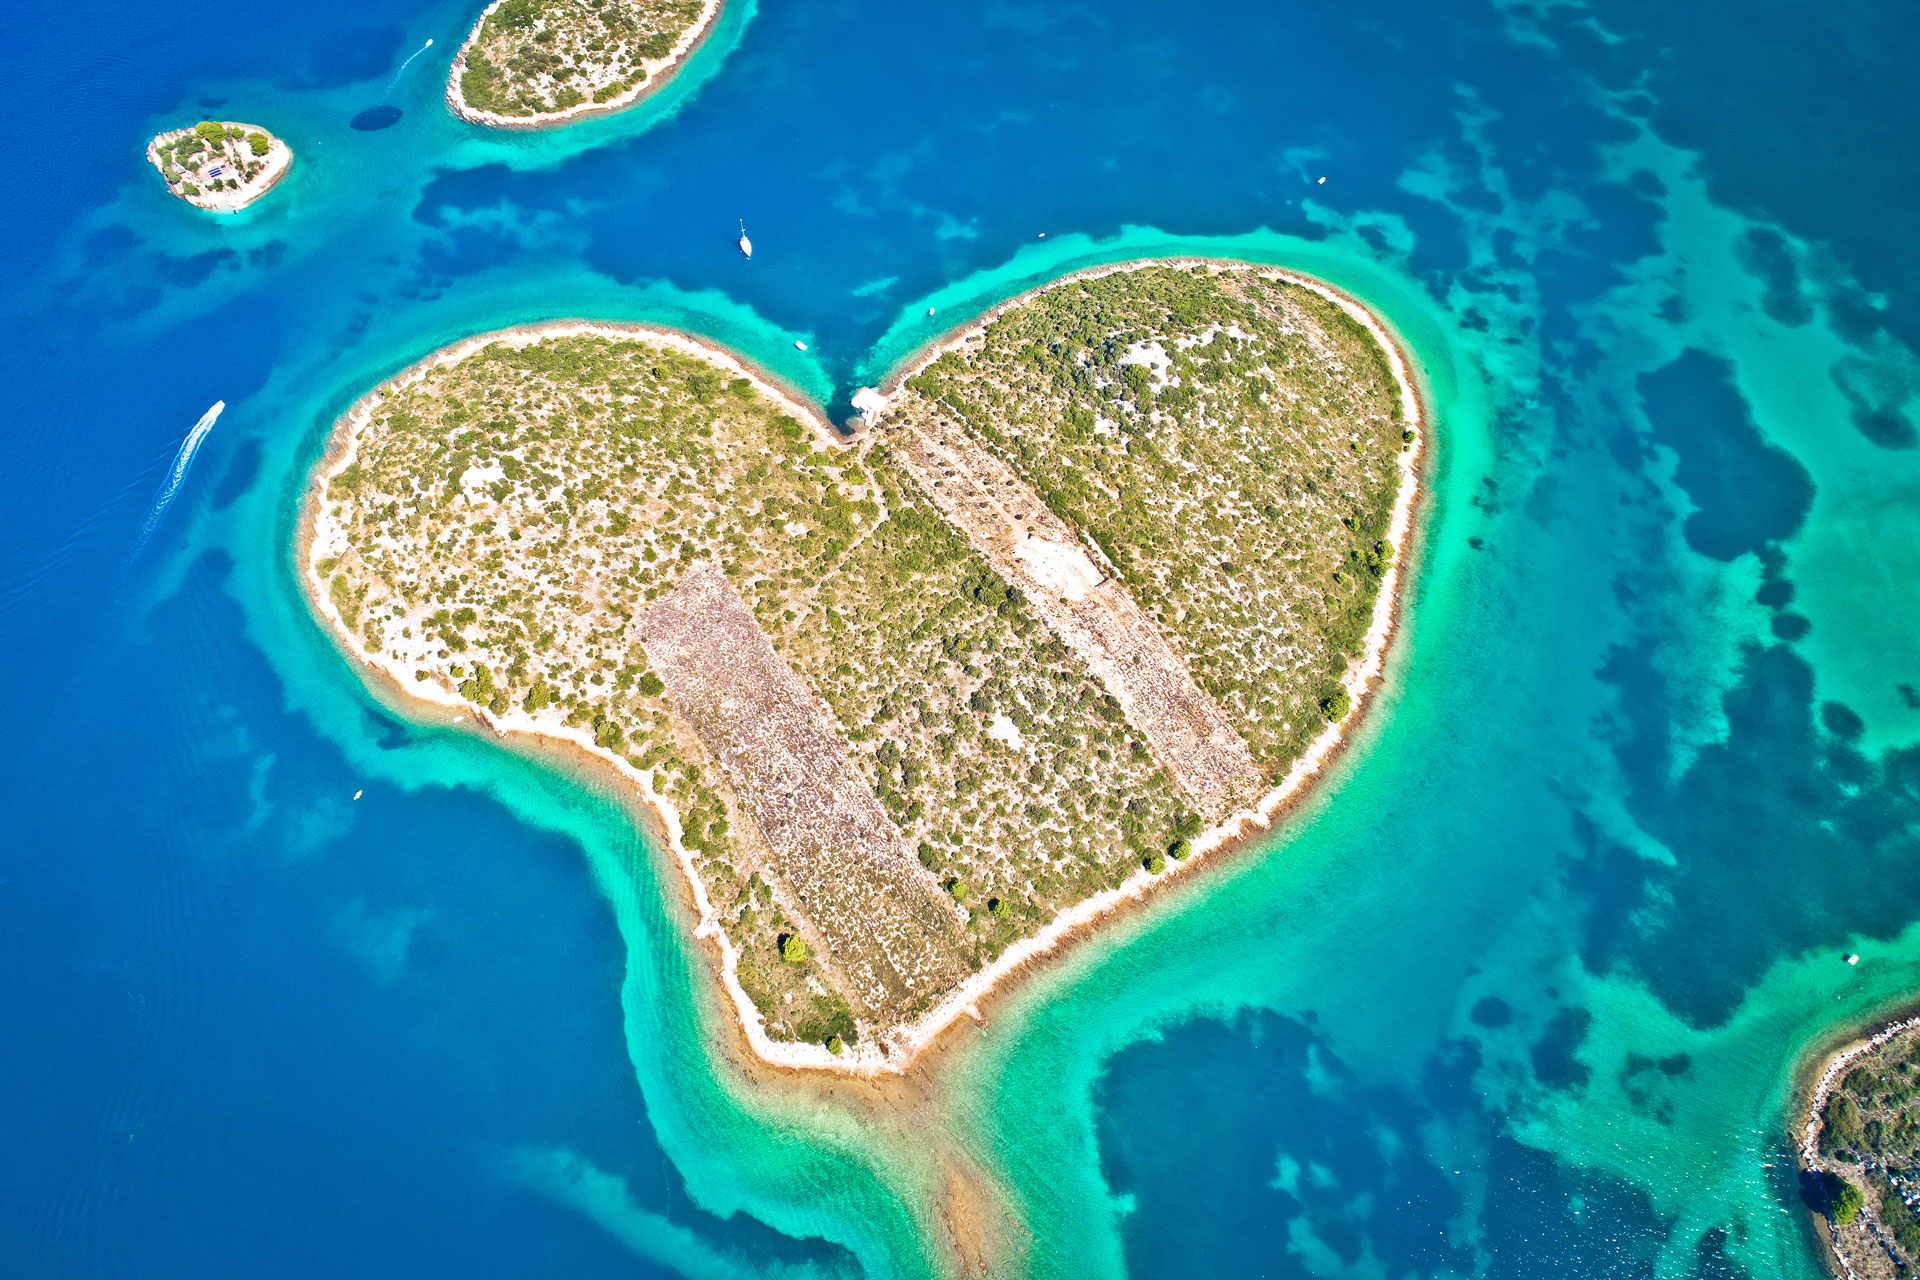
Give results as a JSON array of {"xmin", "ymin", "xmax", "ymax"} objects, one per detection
[{"xmin": 4, "ymin": 0, "xmax": 1920, "ymax": 1276}]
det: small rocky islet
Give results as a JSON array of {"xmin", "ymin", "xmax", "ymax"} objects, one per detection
[{"xmin": 449, "ymin": 0, "xmax": 719, "ymax": 126}]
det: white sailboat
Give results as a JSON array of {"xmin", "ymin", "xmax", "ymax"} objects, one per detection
[{"xmin": 737, "ymin": 220, "xmax": 752, "ymax": 258}]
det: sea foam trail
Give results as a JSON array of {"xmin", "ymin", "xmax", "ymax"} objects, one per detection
[
  {"xmin": 382, "ymin": 39, "xmax": 434, "ymax": 100},
  {"xmin": 133, "ymin": 401, "xmax": 222, "ymax": 556}
]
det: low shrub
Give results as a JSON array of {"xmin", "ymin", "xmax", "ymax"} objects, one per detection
[{"xmin": 1826, "ymin": 1174, "xmax": 1864, "ymax": 1225}]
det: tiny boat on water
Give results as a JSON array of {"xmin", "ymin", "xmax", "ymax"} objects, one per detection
[{"xmin": 738, "ymin": 220, "xmax": 752, "ymax": 258}]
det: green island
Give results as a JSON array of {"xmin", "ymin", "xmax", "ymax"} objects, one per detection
[
  {"xmin": 303, "ymin": 262, "xmax": 1419, "ymax": 1067},
  {"xmin": 146, "ymin": 120, "xmax": 292, "ymax": 213},
  {"xmin": 1805, "ymin": 1016, "xmax": 1920, "ymax": 1278},
  {"xmin": 880, "ymin": 263, "xmax": 1409, "ymax": 781},
  {"xmin": 449, "ymin": 0, "xmax": 719, "ymax": 125}
]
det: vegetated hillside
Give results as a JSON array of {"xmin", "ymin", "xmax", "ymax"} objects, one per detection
[
  {"xmin": 887, "ymin": 264, "xmax": 1408, "ymax": 779},
  {"xmin": 1812, "ymin": 1028, "xmax": 1920, "ymax": 1279},
  {"xmin": 458, "ymin": 0, "xmax": 708, "ymax": 118}
]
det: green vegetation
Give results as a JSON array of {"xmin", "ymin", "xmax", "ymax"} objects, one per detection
[
  {"xmin": 778, "ymin": 933, "xmax": 809, "ymax": 964},
  {"xmin": 889, "ymin": 265, "xmax": 1405, "ymax": 780},
  {"xmin": 1880, "ymin": 1173, "xmax": 1920, "ymax": 1256},
  {"xmin": 1827, "ymin": 1174, "xmax": 1865, "ymax": 1225},
  {"xmin": 457, "ymin": 0, "xmax": 708, "ymax": 118},
  {"xmin": 1822, "ymin": 1091, "xmax": 1867, "ymax": 1156},
  {"xmin": 1820, "ymin": 1061, "xmax": 1920, "ymax": 1165},
  {"xmin": 150, "ymin": 121, "xmax": 282, "ymax": 205},
  {"xmin": 1806, "ymin": 1027, "xmax": 1920, "ymax": 1275}
]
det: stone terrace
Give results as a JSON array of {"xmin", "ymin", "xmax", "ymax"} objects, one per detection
[
  {"xmin": 639, "ymin": 560, "xmax": 968, "ymax": 1018},
  {"xmin": 892, "ymin": 415, "xmax": 1267, "ymax": 820}
]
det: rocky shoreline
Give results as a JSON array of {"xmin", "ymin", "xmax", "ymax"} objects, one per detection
[{"xmin": 1798, "ymin": 1011, "xmax": 1920, "ymax": 1280}]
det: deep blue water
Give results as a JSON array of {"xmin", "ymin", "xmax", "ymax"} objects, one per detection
[{"xmin": 5, "ymin": 0, "xmax": 1920, "ymax": 1276}]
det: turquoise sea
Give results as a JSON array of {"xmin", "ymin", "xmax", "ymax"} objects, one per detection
[{"xmin": 5, "ymin": 0, "xmax": 1920, "ymax": 1275}]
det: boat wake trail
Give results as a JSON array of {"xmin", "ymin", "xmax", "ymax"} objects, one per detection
[
  {"xmin": 132, "ymin": 401, "xmax": 222, "ymax": 557},
  {"xmin": 382, "ymin": 39, "xmax": 434, "ymax": 100}
]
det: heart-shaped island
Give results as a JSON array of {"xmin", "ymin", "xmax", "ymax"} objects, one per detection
[{"xmin": 303, "ymin": 260, "xmax": 1422, "ymax": 1070}]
